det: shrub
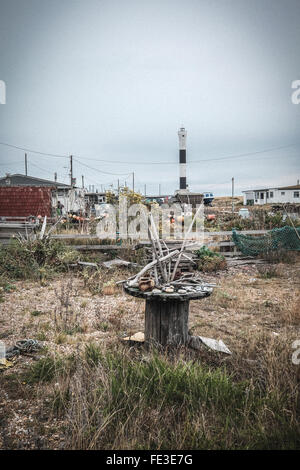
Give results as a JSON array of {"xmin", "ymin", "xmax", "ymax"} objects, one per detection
[
  {"xmin": 0, "ymin": 239, "xmax": 78, "ymax": 280},
  {"xmin": 194, "ymin": 246, "xmax": 227, "ymax": 272}
]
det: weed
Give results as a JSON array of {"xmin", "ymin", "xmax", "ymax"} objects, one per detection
[
  {"xmin": 96, "ymin": 322, "xmax": 109, "ymax": 332},
  {"xmin": 55, "ymin": 333, "xmax": 67, "ymax": 344},
  {"xmin": 26, "ymin": 354, "xmax": 75, "ymax": 384},
  {"xmin": 85, "ymin": 343, "xmax": 102, "ymax": 367},
  {"xmin": 257, "ymin": 265, "xmax": 283, "ymax": 279},
  {"xmin": 36, "ymin": 331, "xmax": 48, "ymax": 341},
  {"xmin": 26, "ymin": 356, "xmax": 63, "ymax": 383},
  {"xmin": 31, "ymin": 310, "xmax": 43, "ymax": 317},
  {"xmin": 53, "ymin": 278, "xmax": 82, "ymax": 334}
]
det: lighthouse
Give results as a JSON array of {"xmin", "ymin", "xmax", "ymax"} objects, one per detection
[{"xmin": 178, "ymin": 127, "xmax": 187, "ymax": 192}]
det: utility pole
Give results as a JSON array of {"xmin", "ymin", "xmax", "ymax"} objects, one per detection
[
  {"xmin": 232, "ymin": 177, "xmax": 235, "ymax": 214},
  {"xmin": 82, "ymin": 175, "xmax": 84, "ymax": 189},
  {"xmin": 117, "ymin": 179, "xmax": 120, "ymax": 196},
  {"xmin": 159, "ymin": 183, "xmax": 161, "ymax": 196},
  {"xmin": 54, "ymin": 172, "xmax": 57, "ymax": 182},
  {"xmin": 132, "ymin": 172, "xmax": 135, "ymax": 192},
  {"xmin": 144, "ymin": 184, "xmax": 146, "ymax": 197},
  {"xmin": 70, "ymin": 155, "xmax": 73, "ymax": 187},
  {"xmin": 25, "ymin": 153, "xmax": 28, "ymax": 176}
]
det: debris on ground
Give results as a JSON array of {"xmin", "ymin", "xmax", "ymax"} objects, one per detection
[{"xmin": 4, "ymin": 339, "xmax": 42, "ymax": 360}]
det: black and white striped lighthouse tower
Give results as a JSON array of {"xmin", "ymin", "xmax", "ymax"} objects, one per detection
[{"xmin": 178, "ymin": 127, "xmax": 187, "ymax": 191}]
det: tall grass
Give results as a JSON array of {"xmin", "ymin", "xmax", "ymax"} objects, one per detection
[{"xmin": 46, "ymin": 338, "xmax": 300, "ymax": 450}]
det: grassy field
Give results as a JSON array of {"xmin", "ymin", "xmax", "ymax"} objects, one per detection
[{"xmin": 0, "ymin": 240, "xmax": 299, "ymax": 449}]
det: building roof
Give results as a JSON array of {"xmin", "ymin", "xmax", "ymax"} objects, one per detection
[
  {"xmin": 277, "ymin": 184, "xmax": 300, "ymax": 190},
  {"xmin": 243, "ymin": 184, "xmax": 300, "ymax": 193},
  {"xmin": 0, "ymin": 173, "xmax": 72, "ymax": 189}
]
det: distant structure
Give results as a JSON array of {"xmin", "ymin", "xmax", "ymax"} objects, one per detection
[
  {"xmin": 0, "ymin": 173, "xmax": 85, "ymax": 216},
  {"xmin": 243, "ymin": 184, "xmax": 300, "ymax": 206},
  {"xmin": 173, "ymin": 128, "xmax": 203, "ymax": 206},
  {"xmin": 0, "ymin": 173, "xmax": 70, "ymax": 189},
  {"xmin": 178, "ymin": 127, "xmax": 187, "ymax": 192}
]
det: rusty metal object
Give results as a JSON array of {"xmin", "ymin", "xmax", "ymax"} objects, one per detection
[{"xmin": 138, "ymin": 277, "xmax": 155, "ymax": 292}]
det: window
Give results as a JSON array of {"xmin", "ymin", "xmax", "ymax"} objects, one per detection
[
  {"xmin": 266, "ymin": 192, "xmax": 269, "ymax": 198},
  {"xmin": 294, "ymin": 191, "xmax": 300, "ymax": 198},
  {"xmin": 270, "ymin": 192, "xmax": 274, "ymax": 198},
  {"xmin": 260, "ymin": 193, "xmax": 264, "ymax": 199},
  {"xmin": 281, "ymin": 192, "xmax": 285, "ymax": 196}
]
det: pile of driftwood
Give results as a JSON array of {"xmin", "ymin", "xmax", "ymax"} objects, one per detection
[{"xmin": 124, "ymin": 208, "xmax": 214, "ymax": 294}]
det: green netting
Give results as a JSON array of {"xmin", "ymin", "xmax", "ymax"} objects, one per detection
[{"xmin": 232, "ymin": 226, "xmax": 300, "ymax": 256}]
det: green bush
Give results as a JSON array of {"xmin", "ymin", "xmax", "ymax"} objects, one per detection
[
  {"xmin": 0, "ymin": 239, "xmax": 78, "ymax": 280},
  {"xmin": 194, "ymin": 246, "xmax": 227, "ymax": 272}
]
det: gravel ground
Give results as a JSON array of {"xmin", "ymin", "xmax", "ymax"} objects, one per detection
[{"xmin": 0, "ymin": 260, "xmax": 299, "ymax": 449}]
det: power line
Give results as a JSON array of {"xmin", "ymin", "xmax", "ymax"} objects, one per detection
[
  {"xmin": 73, "ymin": 143, "xmax": 297, "ymax": 165},
  {"xmin": 74, "ymin": 158, "xmax": 133, "ymax": 177},
  {"xmin": 0, "ymin": 141, "xmax": 68, "ymax": 158},
  {"xmin": 0, "ymin": 140, "xmax": 297, "ymax": 166},
  {"xmin": 28, "ymin": 161, "xmax": 57, "ymax": 177},
  {"xmin": 0, "ymin": 160, "xmax": 23, "ymax": 165}
]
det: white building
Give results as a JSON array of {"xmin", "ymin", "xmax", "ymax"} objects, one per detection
[{"xmin": 243, "ymin": 184, "xmax": 300, "ymax": 206}]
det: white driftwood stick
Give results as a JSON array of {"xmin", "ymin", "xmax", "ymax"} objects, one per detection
[
  {"xmin": 128, "ymin": 250, "xmax": 179, "ymax": 286},
  {"xmin": 149, "ymin": 213, "xmax": 168, "ymax": 282},
  {"xmin": 46, "ymin": 215, "xmax": 64, "ymax": 239},
  {"xmin": 145, "ymin": 218, "xmax": 159, "ymax": 284},
  {"xmin": 171, "ymin": 205, "xmax": 203, "ymax": 280},
  {"xmin": 39, "ymin": 216, "xmax": 47, "ymax": 240},
  {"xmin": 162, "ymin": 240, "xmax": 171, "ymax": 279}
]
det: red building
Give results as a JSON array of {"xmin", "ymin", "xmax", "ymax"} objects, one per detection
[{"xmin": 0, "ymin": 186, "xmax": 53, "ymax": 217}]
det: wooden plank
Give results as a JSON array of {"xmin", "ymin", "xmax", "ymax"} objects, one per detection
[
  {"xmin": 72, "ymin": 244, "xmax": 125, "ymax": 250},
  {"xmin": 204, "ymin": 230, "xmax": 268, "ymax": 236},
  {"xmin": 145, "ymin": 298, "xmax": 190, "ymax": 346},
  {"xmin": 53, "ymin": 234, "xmax": 99, "ymax": 239}
]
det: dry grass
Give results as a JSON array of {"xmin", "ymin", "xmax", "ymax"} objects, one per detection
[
  {"xmin": 41, "ymin": 336, "xmax": 300, "ymax": 450},
  {"xmin": 281, "ymin": 293, "xmax": 300, "ymax": 325},
  {"xmin": 0, "ymin": 256, "xmax": 299, "ymax": 449}
]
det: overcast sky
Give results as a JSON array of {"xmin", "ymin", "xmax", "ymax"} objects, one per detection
[{"xmin": 0, "ymin": 0, "xmax": 299, "ymax": 196}]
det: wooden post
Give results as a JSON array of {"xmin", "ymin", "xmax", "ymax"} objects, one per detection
[{"xmin": 145, "ymin": 298, "xmax": 189, "ymax": 346}]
